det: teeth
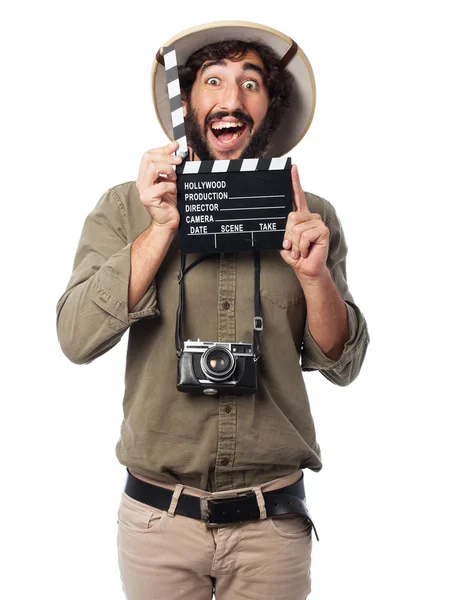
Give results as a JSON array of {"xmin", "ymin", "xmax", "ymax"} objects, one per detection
[{"xmin": 211, "ymin": 121, "xmax": 244, "ymax": 130}]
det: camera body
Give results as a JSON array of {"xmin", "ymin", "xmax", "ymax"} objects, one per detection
[{"xmin": 177, "ymin": 339, "xmax": 257, "ymax": 396}]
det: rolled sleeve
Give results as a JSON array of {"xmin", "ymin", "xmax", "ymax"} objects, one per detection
[
  {"xmin": 302, "ymin": 300, "xmax": 358, "ymax": 370},
  {"xmin": 300, "ymin": 199, "xmax": 370, "ymax": 385},
  {"xmin": 301, "ymin": 300, "xmax": 370, "ymax": 385},
  {"xmin": 89, "ymin": 242, "xmax": 159, "ymax": 325}
]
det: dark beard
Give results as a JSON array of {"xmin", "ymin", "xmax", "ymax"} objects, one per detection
[{"xmin": 184, "ymin": 103, "xmax": 274, "ymax": 160}]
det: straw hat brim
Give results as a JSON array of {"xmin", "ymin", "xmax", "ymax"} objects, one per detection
[{"xmin": 151, "ymin": 20, "xmax": 316, "ymax": 157}]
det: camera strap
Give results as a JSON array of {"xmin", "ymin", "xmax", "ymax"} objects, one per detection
[{"xmin": 175, "ymin": 251, "xmax": 262, "ymax": 362}]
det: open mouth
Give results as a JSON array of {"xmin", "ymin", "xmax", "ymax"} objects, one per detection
[{"xmin": 208, "ymin": 120, "xmax": 249, "ymax": 152}]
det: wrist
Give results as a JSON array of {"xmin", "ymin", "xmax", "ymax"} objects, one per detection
[
  {"xmin": 150, "ymin": 221, "xmax": 179, "ymax": 236},
  {"xmin": 297, "ymin": 266, "xmax": 331, "ymax": 289}
]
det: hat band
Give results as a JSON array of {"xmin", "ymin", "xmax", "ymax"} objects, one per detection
[
  {"xmin": 156, "ymin": 49, "xmax": 164, "ymax": 66},
  {"xmin": 279, "ymin": 39, "xmax": 298, "ymax": 68}
]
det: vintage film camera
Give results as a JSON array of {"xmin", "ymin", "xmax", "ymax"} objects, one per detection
[
  {"xmin": 174, "ymin": 250, "xmax": 263, "ymax": 396},
  {"xmin": 177, "ymin": 339, "xmax": 258, "ymax": 396}
]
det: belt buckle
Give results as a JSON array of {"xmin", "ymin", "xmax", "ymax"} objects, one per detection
[{"xmin": 200, "ymin": 492, "xmax": 241, "ymax": 528}]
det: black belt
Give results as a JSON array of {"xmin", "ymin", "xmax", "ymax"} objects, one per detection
[{"xmin": 124, "ymin": 468, "xmax": 319, "ymax": 541}]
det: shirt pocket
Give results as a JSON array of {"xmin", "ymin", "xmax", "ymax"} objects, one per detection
[
  {"xmin": 260, "ymin": 250, "xmax": 305, "ymax": 308},
  {"xmin": 117, "ymin": 492, "xmax": 167, "ymax": 533}
]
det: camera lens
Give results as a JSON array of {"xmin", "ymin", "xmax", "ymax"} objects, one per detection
[{"xmin": 201, "ymin": 346, "xmax": 236, "ymax": 381}]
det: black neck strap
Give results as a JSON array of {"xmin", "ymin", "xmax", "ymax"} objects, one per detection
[{"xmin": 175, "ymin": 251, "xmax": 262, "ymax": 362}]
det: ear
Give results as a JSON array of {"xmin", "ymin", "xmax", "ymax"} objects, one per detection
[{"xmin": 181, "ymin": 95, "xmax": 187, "ymax": 118}]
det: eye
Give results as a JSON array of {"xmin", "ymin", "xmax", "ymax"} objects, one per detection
[
  {"xmin": 242, "ymin": 79, "xmax": 259, "ymax": 91},
  {"xmin": 206, "ymin": 77, "xmax": 220, "ymax": 86}
]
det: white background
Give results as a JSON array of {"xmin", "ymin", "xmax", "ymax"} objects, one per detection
[{"xmin": 2, "ymin": 1, "xmax": 469, "ymax": 598}]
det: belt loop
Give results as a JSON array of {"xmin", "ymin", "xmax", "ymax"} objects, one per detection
[
  {"xmin": 167, "ymin": 484, "xmax": 184, "ymax": 518},
  {"xmin": 252, "ymin": 486, "xmax": 267, "ymax": 520}
]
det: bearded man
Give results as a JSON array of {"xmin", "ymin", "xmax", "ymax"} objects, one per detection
[{"xmin": 56, "ymin": 20, "xmax": 369, "ymax": 600}]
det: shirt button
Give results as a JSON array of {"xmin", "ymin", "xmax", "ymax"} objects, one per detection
[
  {"xmin": 224, "ymin": 405, "xmax": 232, "ymax": 413},
  {"xmin": 222, "ymin": 301, "xmax": 230, "ymax": 310},
  {"xmin": 220, "ymin": 458, "xmax": 229, "ymax": 466}
]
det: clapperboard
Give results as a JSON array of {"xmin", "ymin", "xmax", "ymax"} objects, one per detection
[{"xmin": 163, "ymin": 46, "xmax": 293, "ymax": 254}]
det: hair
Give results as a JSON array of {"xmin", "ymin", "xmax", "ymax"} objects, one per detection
[{"xmin": 177, "ymin": 39, "xmax": 293, "ymax": 138}]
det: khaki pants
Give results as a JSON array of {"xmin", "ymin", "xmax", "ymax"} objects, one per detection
[{"xmin": 116, "ymin": 469, "xmax": 313, "ymax": 599}]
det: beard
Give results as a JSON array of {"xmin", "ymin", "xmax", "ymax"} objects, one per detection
[{"xmin": 184, "ymin": 102, "xmax": 275, "ymax": 160}]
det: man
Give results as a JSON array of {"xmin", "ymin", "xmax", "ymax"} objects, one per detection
[{"xmin": 56, "ymin": 21, "xmax": 369, "ymax": 600}]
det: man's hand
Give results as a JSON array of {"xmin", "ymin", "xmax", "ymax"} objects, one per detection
[
  {"xmin": 280, "ymin": 164, "xmax": 330, "ymax": 283},
  {"xmin": 136, "ymin": 141, "xmax": 183, "ymax": 232}
]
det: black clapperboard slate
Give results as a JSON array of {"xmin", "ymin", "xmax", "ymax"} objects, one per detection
[{"xmin": 176, "ymin": 157, "xmax": 293, "ymax": 254}]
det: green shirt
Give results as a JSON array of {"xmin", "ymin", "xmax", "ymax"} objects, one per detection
[{"xmin": 56, "ymin": 181, "xmax": 369, "ymax": 492}]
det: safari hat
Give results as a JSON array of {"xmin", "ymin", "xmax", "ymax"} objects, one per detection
[{"xmin": 151, "ymin": 20, "xmax": 316, "ymax": 157}]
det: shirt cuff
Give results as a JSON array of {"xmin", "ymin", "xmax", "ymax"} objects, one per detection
[
  {"xmin": 300, "ymin": 300, "xmax": 359, "ymax": 371},
  {"xmin": 89, "ymin": 242, "xmax": 160, "ymax": 326}
]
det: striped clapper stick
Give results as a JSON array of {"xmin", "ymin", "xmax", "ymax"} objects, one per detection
[
  {"xmin": 162, "ymin": 46, "xmax": 292, "ymax": 254},
  {"xmin": 162, "ymin": 46, "xmax": 188, "ymax": 157}
]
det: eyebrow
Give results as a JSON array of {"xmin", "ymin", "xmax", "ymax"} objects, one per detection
[
  {"xmin": 200, "ymin": 59, "xmax": 265, "ymax": 79},
  {"xmin": 242, "ymin": 62, "xmax": 265, "ymax": 78}
]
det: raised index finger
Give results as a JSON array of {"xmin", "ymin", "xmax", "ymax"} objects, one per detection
[{"xmin": 291, "ymin": 164, "xmax": 308, "ymax": 212}]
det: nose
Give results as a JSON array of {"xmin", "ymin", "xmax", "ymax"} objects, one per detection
[{"xmin": 218, "ymin": 81, "xmax": 244, "ymax": 113}]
